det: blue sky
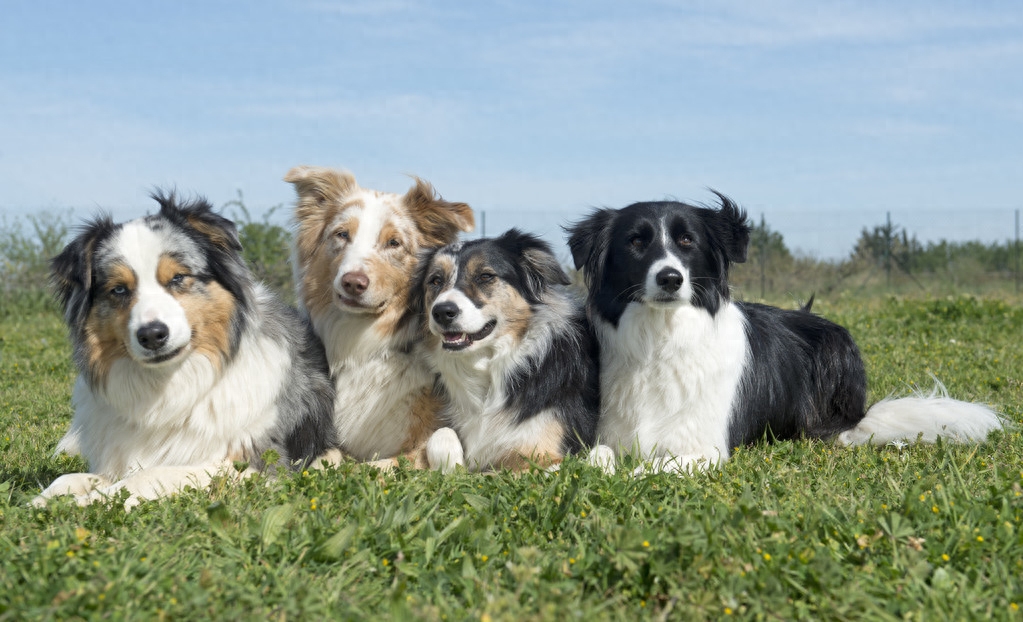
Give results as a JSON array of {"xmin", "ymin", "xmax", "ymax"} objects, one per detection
[{"xmin": 2, "ymin": 1, "xmax": 1021, "ymax": 259}]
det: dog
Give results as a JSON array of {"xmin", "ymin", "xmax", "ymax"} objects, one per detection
[
  {"xmin": 286, "ymin": 166, "xmax": 474, "ymax": 468},
  {"xmin": 35, "ymin": 192, "xmax": 337, "ymax": 508},
  {"xmin": 414, "ymin": 229, "xmax": 604, "ymax": 472},
  {"xmin": 567, "ymin": 194, "xmax": 1003, "ymax": 474}
]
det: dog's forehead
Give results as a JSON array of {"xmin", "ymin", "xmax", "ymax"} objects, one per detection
[
  {"xmin": 615, "ymin": 201, "xmax": 703, "ymax": 235},
  {"xmin": 100, "ymin": 217, "xmax": 205, "ymax": 273},
  {"xmin": 429, "ymin": 250, "xmax": 458, "ymax": 274},
  {"xmin": 456, "ymin": 240, "xmax": 515, "ymax": 274}
]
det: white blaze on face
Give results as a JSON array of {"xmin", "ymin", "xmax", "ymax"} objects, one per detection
[
  {"xmin": 333, "ymin": 202, "xmax": 376, "ymax": 283},
  {"xmin": 643, "ymin": 218, "xmax": 693, "ymax": 304},
  {"xmin": 430, "ymin": 284, "xmax": 491, "ymax": 336},
  {"xmin": 116, "ymin": 222, "xmax": 192, "ymax": 360}
]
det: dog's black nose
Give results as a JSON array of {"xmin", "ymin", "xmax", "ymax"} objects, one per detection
[
  {"xmin": 431, "ymin": 301, "xmax": 461, "ymax": 326},
  {"xmin": 137, "ymin": 321, "xmax": 170, "ymax": 351},
  {"xmin": 655, "ymin": 268, "xmax": 684, "ymax": 293}
]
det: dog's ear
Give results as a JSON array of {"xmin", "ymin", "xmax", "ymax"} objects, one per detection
[
  {"xmin": 495, "ymin": 229, "xmax": 569, "ymax": 303},
  {"xmin": 565, "ymin": 208, "xmax": 615, "ymax": 288},
  {"xmin": 152, "ymin": 190, "xmax": 242, "ymax": 253},
  {"xmin": 404, "ymin": 178, "xmax": 475, "ymax": 247},
  {"xmin": 285, "ymin": 166, "xmax": 357, "ymax": 265},
  {"xmin": 50, "ymin": 215, "xmax": 117, "ymax": 327},
  {"xmin": 709, "ymin": 190, "xmax": 751, "ymax": 264},
  {"xmin": 284, "ymin": 165, "xmax": 357, "ymax": 215}
]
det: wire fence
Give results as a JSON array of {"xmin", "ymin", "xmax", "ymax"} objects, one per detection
[{"xmin": 472, "ymin": 207, "xmax": 1023, "ymax": 300}]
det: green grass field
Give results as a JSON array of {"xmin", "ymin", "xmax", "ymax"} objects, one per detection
[{"xmin": 2, "ymin": 295, "xmax": 1022, "ymax": 621}]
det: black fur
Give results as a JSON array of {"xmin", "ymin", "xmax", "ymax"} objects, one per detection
[
  {"xmin": 730, "ymin": 302, "xmax": 867, "ymax": 446},
  {"xmin": 505, "ymin": 306, "xmax": 601, "ymax": 453},
  {"xmin": 568, "ymin": 196, "xmax": 750, "ymax": 324}
]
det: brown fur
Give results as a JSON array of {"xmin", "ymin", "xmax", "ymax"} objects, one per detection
[
  {"xmin": 185, "ymin": 214, "xmax": 236, "ymax": 252},
  {"xmin": 460, "ymin": 255, "xmax": 534, "ymax": 344},
  {"xmin": 496, "ymin": 419, "xmax": 567, "ymax": 471},
  {"xmin": 286, "ymin": 166, "xmax": 476, "ymax": 470},
  {"xmin": 403, "ymin": 178, "xmax": 475, "ymax": 246},
  {"xmin": 176, "ymin": 280, "xmax": 237, "ymax": 370},
  {"xmin": 83, "ymin": 264, "xmax": 137, "ymax": 386}
]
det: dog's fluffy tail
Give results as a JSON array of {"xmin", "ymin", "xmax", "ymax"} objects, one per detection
[{"xmin": 837, "ymin": 381, "xmax": 1004, "ymax": 446}]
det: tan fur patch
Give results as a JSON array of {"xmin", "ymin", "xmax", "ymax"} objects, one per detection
[
  {"xmin": 156, "ymin": 256, "xmax": 188, "ymax": 285},
  {"xmin": 185, "ymin": 215, "xmax": 235, "ymax": 251},
  {"xmin": 83, "ymin": 303, "xmax": 131, "ymax": 387},
  {"xmin": 402, "ymin": 178, "xmax": 475, "ymax": 246},
  {"xmin": 397, "ymin": 387, "xmax": 444, "ymax": 468},
  {"xmin": 461, "ymin": 255, "xmax": 532, "ymax": 344},
  {"xmin": 496, "ymin": 419, "xmax": 566, "ymax": 471},
  {"xmin": 83, "ymin": 264, "xmax": 138, "ymax": 385},
  {"xmin": 177, "ymin": 280, "xmax": 237, "ymax": 369},
  {"xmin": 287, "ymin": 166, "xmax": 360, "ymax": 315},
  {"xmin": 368, "ymin": 250, "xmax": 419, "ymax": 338}
]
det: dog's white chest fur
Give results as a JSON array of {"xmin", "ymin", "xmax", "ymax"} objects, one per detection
[
  {"xmin": 64, "ymin": 329, "xmax": 289, "ymax": 480},
  {"xmin": 430, "ymin": 336, "xmax": 524, "ymax": 469},
  {"xmin": 596, "ymin": 301, "xmax": 748, "ymax": 468},
  {"xmin": 318, "ymin": 312, "xmax": 433, "ymax": 461}
]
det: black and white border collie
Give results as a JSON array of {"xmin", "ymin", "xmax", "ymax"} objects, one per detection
[
  {"xmin": 414, "ymin": 230, "xmax": 605, "ymax": 472},
  {"xmin": 567, "ymin": 195, "xmax": 1003, "ymax": 474},
  {"xmin": 35, "ymin": 193, "xmax": 337, "ymax": 508}
]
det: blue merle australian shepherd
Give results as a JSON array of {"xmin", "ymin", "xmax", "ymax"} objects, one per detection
[{"xmin": 35, "ymin": 192, "xmax": 337, "ymax": 508}]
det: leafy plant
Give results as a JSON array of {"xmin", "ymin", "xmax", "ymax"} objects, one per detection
[
  {"xmin": 0, "ymin": 211, "xmax": 70, "ymax": 315},
  {"xmin": 222, "ymin": 190, "xmax": 295, "ymax": 302}
]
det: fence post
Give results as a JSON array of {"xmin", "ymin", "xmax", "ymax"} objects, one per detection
[
  {"xmin": 885, "ymin": 211, "xmax": 892, "ymax": 288},
  {"xmin": 760, "ymin": 213, "xmax": 767, "ymax": 299},
  {"xmin": 481, "ymin": 210, "xmax": 486, "ymax": 237},
  {"xmin": 1016, "ymin": 209, "xmax": 1020, "ymax": 294}
]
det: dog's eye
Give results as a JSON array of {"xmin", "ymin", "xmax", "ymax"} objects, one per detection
[
  {"xmin": 335, "ymin": 230, "xmax": 350, "ymax": 241},
  {"xmin": 170, "ymin": 273, "xmax": 188, "ymax": 286},
  {"xmin": 678, "ymin": 234, "xmax": 694, "ymax": 247},
  {"xmin": 428, "ymin": 274, "xmax": 444, "ymax": 288},
  {"xmin": 110, "ymin": 284, "xmax": 129, "ymax": 297},
  {"xmin": 477, "ymin": 272, "xmax": 496, "ymax": 284},
  {"xmin": 630, "ymin": 236, "xmax": 646, "ymax": 250},
  {"xmin": 387, "ymin": 238, "xmax": 401, "ymax": 249}
]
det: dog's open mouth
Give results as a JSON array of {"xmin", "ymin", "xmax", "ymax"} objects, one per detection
[{"xmin": 441, "ymin": 320, "xmax": 497, "ymax": 351}]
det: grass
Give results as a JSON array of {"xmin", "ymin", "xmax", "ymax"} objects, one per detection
[{"xmin": 2, "ymin": 295, "xmax": 1022, "ymax": 621}]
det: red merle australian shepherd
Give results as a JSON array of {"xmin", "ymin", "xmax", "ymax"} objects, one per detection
[{"xmin": 287, "ymin": 166, "xmax": 474, "ymax": 469}]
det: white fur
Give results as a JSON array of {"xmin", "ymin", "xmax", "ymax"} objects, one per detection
[
  {"xmin": 117, "ymin": 224, "xmax": 192, "ymax": 360},
  {"xmin": 837, "ymin": 383, "xmax": 1003, "ymax": 446},
  {"xmin": 426, "ymin": 427, "xmax": 464, "ymax": 474},
  {"xmin": 431, "ymin": 286, "xmax": 490, "ymax": 335},
  {"xmin": 596, "ymin": 300, "xmax": 748, "ymax": 472},
  {"xmin": 314, "ymin": 309, "xmax": 434, "ymax": 461},
  {"xmin": 36, "ymin": 270, "xmax": 291, "ymax": 508}
]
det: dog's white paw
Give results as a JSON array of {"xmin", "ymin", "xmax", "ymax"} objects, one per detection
[
  {"xmin": 632, "ymin": 454, "xmax": 712, "ymax": 476},
  {"xmin": 31, "ymin": 472, "xmax": 110, "ymax": 508},
  {"xmin": 587, "ymin": 444, "xmax": 616, "ymax": 475},
  {"xmin": 427, "ymin": 428, "xmax": 464, "ymax": 474}
]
